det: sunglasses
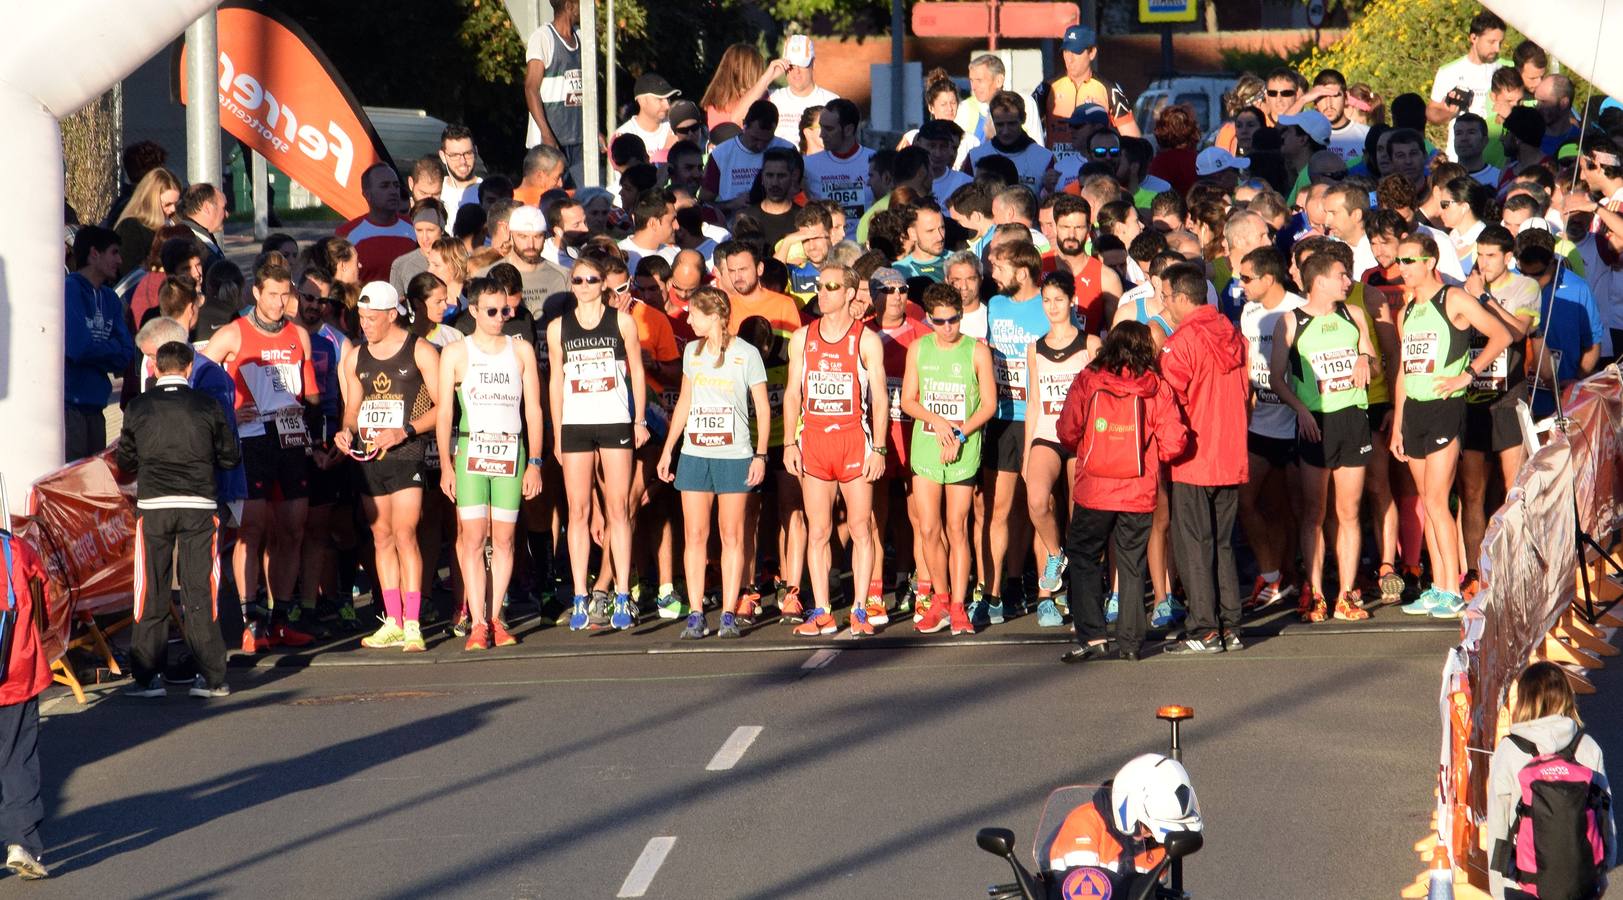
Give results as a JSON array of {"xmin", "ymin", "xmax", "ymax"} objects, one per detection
[
  {"xmin": 1091, "ymin": 146, "xmax": 1121, "ymax": 158},
  {"xmin": 610, "ymin": 282, "xmax": 631, "ymax": 295},
  {"xmin": 1237, "ymin": 273, "xmax": 1262, "ymax": 283},
  {"xmin": 481, "ymin": 306, "xmax": 517, "ymax": 318},
  {"xmin": 876, "ymin": 285, "xmax": 907, "ymax": 294},
  {"xmin": 1266, "ymin": 89, "xmax": 1298, "ymax": 97},
  {"xmin": 1394, "ymin": 256, "xmax": 1433, "ymax": 264},
  {"xmin": 929, "ymin": 313, "xmax": 963, "ymax": 326},
  {"xmin": 818, "ymin": 280, "xmax": 845, "ymax": 291},
  {"xmin": 673, "ymin": 122, "xmax": 703, "ymax": 134},
  {"xmin": 571, "ymin": 274, "xmax": 602, "ymax": 285}
]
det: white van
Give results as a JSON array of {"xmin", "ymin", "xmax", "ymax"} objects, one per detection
[{"xmin": 1132, "ymin": 76, "xmax": 1234, "ymax": 138}]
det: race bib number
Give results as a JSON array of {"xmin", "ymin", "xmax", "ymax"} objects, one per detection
[
  {"xmin": 658, "ymin": 388, "xmax": 681, "ymax": 415},
  {"xmin": 993, "ymin": 356, "xmax": 1028, "ymax": 402},
  {"xmin": 1469, "ymin": 346, "xmax": 1508, "ymax": 392},
  {"xmin": 1309, "ymin": 348, "xmax": 1359, "ymax": 394},
  {"xmin": 564, "ymin": 68, "xmax": 583, "ymax": 107},
  {"xmin": 463, "ymin": 433, "xmax": 519, "ymax": 478},
  {"xmin": 1250, "ymin": 356, "xmax": 1280, "ymax": 405},
  {"xmin": 922, "ymin": 381, "xmax": 968, "ymax": 423},
  {"xmin": 358, "ymin": 398, "xmax": 405, "ymax": 435},
  {"xmin": 1037, "ymin": 371, "xmax": 1074, "ymax": 417},
  {"xmin": 686, "ymin": 406, "xmax": 736, "ymax": 448},
  {"xmin": 1402, "ymin": 331, "xmax": 1439, "ymax": 375},
  {"xmin": 887, "ymin": 377, "xmax": 906, "ymax": 423},
  {"xmin": 767, "ymin": 381, "xmax": 787, "ymax": 416},
  {"xmin": 566, "ymin": 349, "xmax": 619, "ymax": 394},
  {"xmin": 804, "ymin": 370, "xmax": 855, "ymax": 416},
  {"xmin": 274, "ymin": 406, "xmax": 309, "ymax": 449}
]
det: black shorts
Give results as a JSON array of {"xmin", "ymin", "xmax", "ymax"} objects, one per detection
[
  {"xmin": 981, "ymin": 418, "xmax": 1025, "ymax": 474},
  {"xmin": 560, "ymin": 422, "xmax": 634, "ymax": 453},
  {"xmin": 359, "ymin": 454, "xmax": 426, "ymax": 497},
  {"xmin": 1030, "ymin": 437, "xmax": 1074, "ymax": 462},
  {"xmin": 1247, "ymin": 431, "xmax": 1297, "ymax": 469},
  {"xmin": 1298, "ymin": 406, "xmax": 1372, "ymax": 469},
  {"xmin": 1464, "ymin": 388, "xmax": 1527, "ymax": 454},
  {"xmin": 1401, "ymin": 396, "xmax": 1467, "ymax": 458},
  {"xmin": 242, "ymin": 433, "xmax": 310, "ymax": 502},
  {"xmin": 307, "ymin": 455, "xmax": 346, "ymax": 507},
  {"xmin": 1366, "ymin": 401, "xmax": 1393, "ymax": 435}
]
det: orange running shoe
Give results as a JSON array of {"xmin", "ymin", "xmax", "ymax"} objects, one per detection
[
  {"xmin": 464, "ymin": 626, "xmax": 490, "ymax": 651},
  {"xmin": 1333, "ymin": 595, "xmax": 1371, "ymax": 621},
  {"xmin": 273, "ymin": 622, "xmax": 315, "ymax": 648},
  {"xmin": 491, "ymin": 620, "xmax": 518, "ymax": 647},
  {"xmin": 1301, "ymin": 594, "xmax": 1329, "ymax": 623},
  {"xmin": 779, "ymin": 588, "xmax": 805, "ymax": 624},
  {"xmin": 848, "ymin": 607, "xmax": 875, "ymax": 636},
  {"xmin": 865, "ymin": 598, "xmax": 889, "ymax": 626},
  {"xmin": 915, "ymin": 597, "xmax": 950, "ymax": 633},
  {"xmin": 240, "ymin": 622, "xmax": 262, "ymax": 654},
  {"xmin": 1460, "ymin": 570, "xmax": 1483, "ymax": 600},
  {"xmin": 949, "ymin": 600, "xmax": 975, "ymax": 635},
  {"xmin": 792, "ymin": 608, "xmax": 837, "ymax": 636}
]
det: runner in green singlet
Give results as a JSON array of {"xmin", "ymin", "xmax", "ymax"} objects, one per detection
[{"xmin": 901, "ymin": 284, "xmax": 997, "ymax": 636}]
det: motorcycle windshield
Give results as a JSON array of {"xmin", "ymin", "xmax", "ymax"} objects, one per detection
[{"xmin": 1032, "ymin": 784, "xmax": 1105, "ymax": 873}]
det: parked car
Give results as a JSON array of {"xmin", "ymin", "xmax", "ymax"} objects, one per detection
[{"xmin": 1133, "ymin": 76, "xmax": 1233, "ymax": 138}]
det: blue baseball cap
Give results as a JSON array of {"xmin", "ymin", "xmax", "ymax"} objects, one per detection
[
  {"xmin": 1062, "ymin": 25, "xmax": 1096, "ymax": 54},
  {"xmin": 1068, "ymin": 102, "xmax": 1111, "ymax": 127}
]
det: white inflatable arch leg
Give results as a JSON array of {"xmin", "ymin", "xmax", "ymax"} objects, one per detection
[{"xmin": 0, "ymin": 0, "xmax": 218, "ymax": 487}]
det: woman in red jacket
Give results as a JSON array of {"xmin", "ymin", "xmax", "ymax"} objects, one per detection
[{"xmin": 1056, "ymin": 322, "xmax": 1188, "ymax": 663}]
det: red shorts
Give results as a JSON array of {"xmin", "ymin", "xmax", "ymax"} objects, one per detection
[{"xmin": 798, "ymin": 426, "xmax": 870, "ymax": 483}]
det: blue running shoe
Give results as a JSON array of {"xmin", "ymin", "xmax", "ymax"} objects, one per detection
[
  {"xmin": 679, "ymin": 611, "xmax": 707, "ymax": 639},
  {"xmin": 1105, "ymin": 592, "xmax": 1119, "ymax": 624},
  {"xmin": 717, "ymin": 612, "xmax": 741, "ymax": 639},
  {"xmin": 1038, "ymin": 554, "xmax": 1067, "ymax": 593},
  {"xmin": 988, "ymin": 600, "xmax": 1006, "ymax": 625},
  {"xmin": 611, "ymin": 593, "xmax": 634, "ymax": 630},
  {"xmin": 968, "ymin": 599, "xmax": 990, "ymax": 629},
  {"xmin": 1150, "ymin": 595, "xmax": 1186, "ymax": 629},
  {"xmin": 568, "ymin": 595, "xmax": 589, "ymax": 631},
  {"xmin": 1035, "ymin": 599, "xmax": 1064, "ymax": 627},
  {"xmin": 1401, "ymin": 588, "xmax": 1446, "ymax": 616},
  {"xmin": 1428, "ymin": 592, "xmax": 1465, "ymax": 619}
]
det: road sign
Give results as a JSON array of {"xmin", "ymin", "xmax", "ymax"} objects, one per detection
[
  {"xmin": 1139, "ymin": 0, "xmax": 1198, "ymax": 24},
  {"xmin": 1306, "ymin": 0, "xmax": 1327, "ymax": 27},
  {"xmin": 912, "ymin": 1, "xmax": 1079, "ymax": 39}
]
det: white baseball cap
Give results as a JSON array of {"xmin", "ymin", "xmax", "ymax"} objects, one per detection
[
  {"xmin": 785, "ymin": 35, "xmax": 815, "ymax": 67},
  {"xmin": 358, "ymin": 282, "xmax": 405, "ymax": 314},
  {"xmin": 1278, "ymin": 109, "xmax": 1332, "ymax": 146},
  {"xmin": 509, "ymin": 205, "xmax": 545, "ymax": 234},
  {"xmin": 1195, "ymin": 146, "xmax": 1252, "ymax": 177}
]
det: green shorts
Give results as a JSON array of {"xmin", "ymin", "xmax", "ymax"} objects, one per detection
[{"xmin": 453, "ymin": 436, "xmax": 524, "ymax": 523}]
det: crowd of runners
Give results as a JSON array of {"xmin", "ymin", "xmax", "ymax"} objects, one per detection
[{"xmin": 70, "ymin": 6, "xmax": 1623, "ymax": 660}]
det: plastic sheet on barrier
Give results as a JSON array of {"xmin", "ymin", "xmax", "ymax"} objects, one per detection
[
  {"xmin": 1438, "ymin": 366, "xmax": 1623, "ymax": 882},
  {"xmin": 6, "ymin": 448, "xmax": 136, "ymax": 664}
]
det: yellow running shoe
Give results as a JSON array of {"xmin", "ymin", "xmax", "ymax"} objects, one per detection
[
  {"xmin": 361, "ymin": 620, "xmax": 406, "ymax": 649},
  {"xmin": 401, "ymin": 621, "xmax": 426, "ymax": 653}
]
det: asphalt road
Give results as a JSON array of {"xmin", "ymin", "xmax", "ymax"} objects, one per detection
[{"xmin": 17, "ymin": 609, "xmax": 1502, "ymax": 900}]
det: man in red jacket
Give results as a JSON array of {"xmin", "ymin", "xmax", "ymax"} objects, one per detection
[
  {"xmin": 1157, "ymin": 263, "xmax": 1251, "ymax": 654},
  {"xmin": 0, "ymin": 533, "xmax": 52, "ymax": 879}
]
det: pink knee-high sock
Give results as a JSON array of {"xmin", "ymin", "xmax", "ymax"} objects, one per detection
[
  {"xmin": 382, "ymin": 589, "xmax": 403, "ymax": 626},
  {"xmin": 1397, "ymin": 494, "xmax": 1424, "ymax": 568},
  {"xmin": 403, "ymin": 591, "xmax": 422, "ymax": 624}
]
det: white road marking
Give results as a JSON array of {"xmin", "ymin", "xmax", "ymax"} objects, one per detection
[
  {"xmin": 705, "ymin": 725, "xmax": 764, "ymax": 771},
  {"xmin": 617, "ymin": 836, "xmax": 677, "ymax": 897},
  {"xmin": 802, "ymin": 649, "xmax": 841, "ymax": 669}
]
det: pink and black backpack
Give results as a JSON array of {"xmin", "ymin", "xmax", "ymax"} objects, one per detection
[{"xmin": 1491, "ymin": 729, "xmax": 1611, "ymax": 900}]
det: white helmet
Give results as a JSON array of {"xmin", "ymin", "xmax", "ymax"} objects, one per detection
[{"xmin": 1110, "ymin": 753, "xmax": 1203, "ymax": 843}]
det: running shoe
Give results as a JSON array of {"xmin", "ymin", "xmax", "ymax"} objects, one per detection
[
  {"xmin": 188, "ymin": 676, "xmax": 230, "ymax": 698},
  {"xmin": 361, "ymin": 620, "xmax": 406, "ymax": 649},
  {"xmin": 680, "ymin": 612, "xmax": 708, "ymax": 639},
  {"xmin": 490, "ymin": 620, "xmax": 517, "ymax": 647},
  {"xmin": 285, "ymin": 603, "xmax": 309, "ymax": 626},
  {"xmin": 1222, "ymin": 631, "xmax": 1244, "ymax": 652},
  {"xmin": 1105, "ymin": 592, "xmax": 1119, "ymax": 624},
  {"xmin": 124, "ymin": 677, "xmax": 165, "ymax": 699},
  {"xmin": 1053, "ymin": 591, "xmax": 1069, "ymax": 615},
  {"xmin": 588, "ymin": 590, "xmax": 612, "ymax": 628},
  {"xmin": 335, "ymin": 603, "xmax": 361, "ymax": 632},
  {"xmin": 848, "ymin": 606, "xmax": 875, "ymax": 636},
  {"xmin": 464, "ymin": 627, "xmax": 490, "ymax": 651},
  {"xmin": 779, "ymin": 587, "xmax": 805, "ymax": 624},
  {"xmin": 968, "ymin": 598, "xmax": 991, "ymax": 629},
  {"xmin": 1459, "ymin": 571, "xmax": 1483, "ymax": 601},
  {"xmin": 1401, "ymin": 589, "xmax": 1448, "ymax": 616},
  {"xmin": 610, "ymin": 594, "xmax": 634, "ymax": 630},
  {"xmin": 1376, "ymin": 564, "xmax": 1406, "ymax": 607},
  {"xmin": 988, "ymin": 600, "xmax": 1007, "ymax": 625},
  {"xmin": 949, "ymin": 600, "xmax": 975, "ymax": 635},
  {"xmin": 717, "ymin": 612, "xmax": 742, "ymax": 639},
  {"xmin": 656, "ymin": 590, "xmax": 685, "ymax": 620},
  {"xmin": 6, "ymin": 845, "xmax": 49, "ymax": 880},
  {"xmin": 1150, "ymin": 595, "xmax": 1186, "ymax": 629},
  {"xmin": 912, "ymin": 591, "xmax": 929, "ymax": 624},
  {"xmin": 915, "ymin": 598, "xmax": 950, "ymax": 633},
  {"xmin": 1035, "ymin": 598, "xmax": 1064, "ymax": 628},
  {"xmin": 898, "ymin": 576, "xmax": 918, "ymax": 616},
  {"xmin": 1245, "ymin": 576, "xmax": 1295, "ymax": 612},
  {"xmin": 793, "ymin": 608, "xmax": 838, "ymax": 636},
  {"xmin": 273, "ymin": 622, "xmax": 315, "ymax": 648},
  {"xmin": 1039, "ymin": 553, "xmax": 1067, "ymax": 593},
  {"xmin": 737, "ymin": 586, "xmax": 762, "ymax": 624},
  {"xmin": 452, "ymin": 611, "xmax": 472, "ymax": 638},
  {"xmin": 1429, "ymin": 592, "xmax": 1466, "ymax": 619},
  {"xmin": 865, "ymin": 598, "xmax": 889, "ymax": 626},
  {"xmin": 1332, "ymin": 595, "xmax": 1370, "ymax": 621},
  {"xmin": 1165, "ymin": 631, "xmax": 1224, "ymax": 654},
  {"xmin": 568, "ymin": 595, "xmax": 590, "ymax": 632},
  {"xmin": 402, "ymin": 621, "xmax": 428, "ymax": 653},
  {"xmin": 1300, "ymin": 594, "xmax": 1329, "ymax": 623},
  {"xmin": 239, "ymin": 621, "xmax": 263, "ymax": 654}
]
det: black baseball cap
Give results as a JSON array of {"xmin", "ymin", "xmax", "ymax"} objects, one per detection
[{"xmin": 634, "ymin": 73, "xmax": 679, "ymax": 99}]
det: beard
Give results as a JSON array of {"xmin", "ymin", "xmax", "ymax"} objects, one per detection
[
  {"xmin": 514, "ymin": 246, "xmax": 542, "ymax": 265},
  {"xmin": 1057, "ymin": 237, "xmax": 1085, "ymax": 257}
]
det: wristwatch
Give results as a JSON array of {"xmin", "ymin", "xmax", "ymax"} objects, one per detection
[
  {"xmin": 403, "ymin": 423, "xmax": 417, "ymax": 439},
  {"xmin": 952, "ymin": 428, "xmax": 966, "ymax": 443},
  {"xmin": 527, "ymin": 456, "xmax": 543, "ymax": 467},
  {"xmin": 873, "ymin": 445, "xmax": 888, "ymax": 455}
]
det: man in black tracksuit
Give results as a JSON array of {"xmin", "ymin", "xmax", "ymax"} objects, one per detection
[{"xmin": 116, "ymin": 341, "xmax": 241, "ymax": 697}]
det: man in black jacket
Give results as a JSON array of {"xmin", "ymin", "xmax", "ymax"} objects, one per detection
[{"xmin": 116, "ymin": 341, "xmax": 241, "ymax": 698}]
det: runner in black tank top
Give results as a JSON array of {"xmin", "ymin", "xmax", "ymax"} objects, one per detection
[{"xmin": 355, "ymin": 334, "xmax": 432, "ymax": 467}]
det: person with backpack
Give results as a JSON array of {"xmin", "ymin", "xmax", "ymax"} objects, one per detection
[
  {"xmin": 1055, "ymin": 321, "xmax": 1187, "ymax": 663},
  {"xmin": 1486, "ymin": 661, "xmax": 1614, "ymax": 900}
]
